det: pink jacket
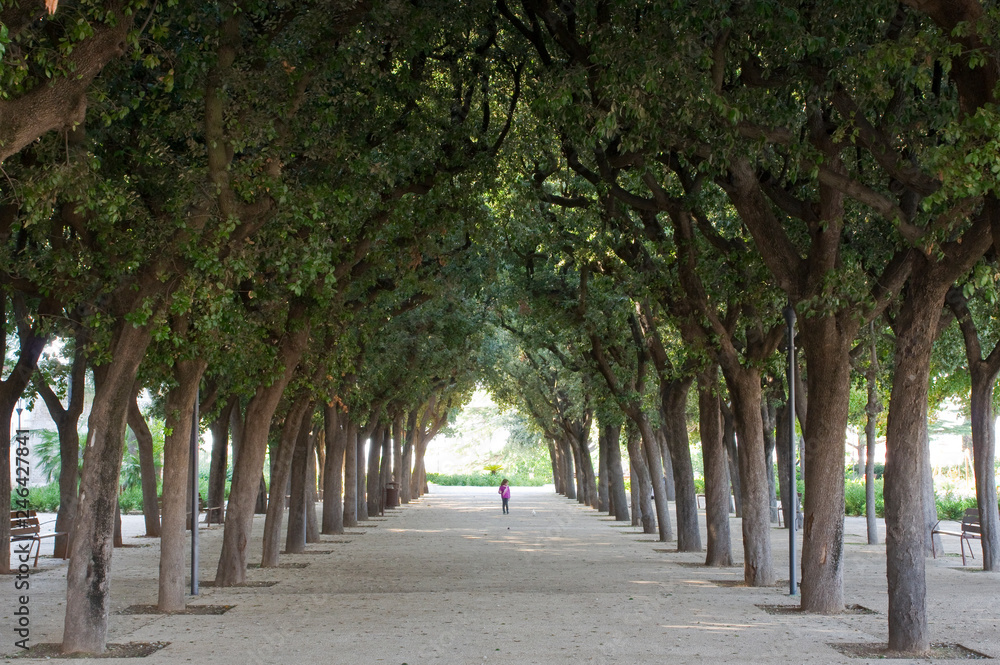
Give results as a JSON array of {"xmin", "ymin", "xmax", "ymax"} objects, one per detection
[{"xmin": 499, "ymin": 484, "xmax": 511, "ymax": 499}]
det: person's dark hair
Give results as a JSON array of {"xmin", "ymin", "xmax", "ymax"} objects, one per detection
[{"xmin": 500, "ymin": 478, "xmax": 509, "ymax": 485}]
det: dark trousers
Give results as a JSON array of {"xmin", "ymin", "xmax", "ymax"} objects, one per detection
[{"xmin": 502, "ymin": 497, "xmax": 509, "ymax": 514}]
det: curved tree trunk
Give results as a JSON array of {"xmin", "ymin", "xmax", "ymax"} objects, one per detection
[
  {"xmin": 624, "ymin": 422, "xmax": 655, "ymax": 534},
  {"xmin": 206, "ymin": 397, "xmax": 236, "ymax": 525},
  {"xmin": 945, "ymin": 286, "xmax": 1000, "ymax": 570},
  {"xmin": 63, "ymin": 322, "xmax": 152, "ymax": 654},
  {"xmin": 125, "ymin": 385, "xmax": 162, "ymax": 539},
  {"xmin": 635, "ymin": 412, "xmax": 672, "ymax": 542},
  {"xmin": 215, "ymin": 315, "xmax": 309, "ymax": 586},
  {"xmin": 661, "ymin": 378, "xmax": 701, "ymax": 552},
  {"xmin": 603, "ymin": 422, "xmax": 630, "ymax": 522},
  {"xmin": 698, "ymin": 366, "xmax": 732, "ymax": 567},
  {"xmin": 286, "ymin": 407, "xmax": 315, "ymax": 555},
  {"xmin": 261, "ymin": 392, "xmax": 311, "ymax": 567},
  {"xmin": 0, "ymin": 294, "xmax": 50, "ymax": 574},
  {"xmin": 721, "ymin": 365, "xmax": 774, "ymax": 587},
  {"xmin": 34, "ymin": 324, "xmax": 88, "ymax": 559},
  {"xmin": 157, "ymin": 356, "xmax": 207, "ymax": 612}
]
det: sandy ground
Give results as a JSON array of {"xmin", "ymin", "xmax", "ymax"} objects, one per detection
[{"xmin": 1, "ymin": 485, "xmax": 998, "ymax": 664}]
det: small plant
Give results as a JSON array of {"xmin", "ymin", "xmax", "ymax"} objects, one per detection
[{"xmin": 483, "ymin": 463, "xmax": 504, "ymax": 475}]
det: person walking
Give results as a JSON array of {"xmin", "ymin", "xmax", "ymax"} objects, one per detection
[{"xmin": 498, "ymin": 479, "xmax": 511, "ymax": 514}]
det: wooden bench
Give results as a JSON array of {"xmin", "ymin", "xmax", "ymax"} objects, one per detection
[
  {"xmin": 10, "ymin": 510, "xmax": 67, "ymax": 567},
  {"xmin": 931, "ymin": 508, "xmax": 981, "ymax": 566}
]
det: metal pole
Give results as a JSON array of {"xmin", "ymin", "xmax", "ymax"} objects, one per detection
[
  {"xmin": 783, "ymin": 303, "xmax": 798, "ymax": 597},
  {"xmin": 190, "ymin": 388, "xmax": 200, "ymax": 596}
]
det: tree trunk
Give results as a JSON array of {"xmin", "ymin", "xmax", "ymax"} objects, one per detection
[
  {"xmin": 306, "ymin": 438, "xmax": 319, "ymax": 543},
  {"xmin": 63, "ymin": 322, "xmax": 152, "ymax": 654},
  {"xmin": 355, "ymin": 427, "xmax": 372, "ymax": 522},
  {"xmin": 560, "ymin": 438, "xmax": 577, "ymax": 500},
  {"xmin": 884, "ymin": 282, "xmax": 941, "ymax": 654},
  {"xmin": 637, "ymin": 412, "xmax": 673, "ymax": 542},
  {"xmin": 657, "ymin": 428, "xmax": 676, "ymax": 501},
  {"xmin": 721, "ymin": 365, "xmax": 774, "ymax": 587},
  {"xmin": 400, "ymin": 410, "xmax": 417, "ymax": 504},
  {"xmin": 286, "ymin": 407, "xmax": 315, "ymax": 555},
  {"xmin": 798, "ymin": 316, "xmax": 856, "ymax": 614},
  {"xmin": 864, "ymin": 332, "xmax": 881, "ymax": 545},
  {"xmin": 776, "ymin": 403, "xmax": 794, "ymax": 530},
  {"xmin": 322, "ymin": 404, "xmax": 347, "ymax": 535},
  {"xmin": 367, "ymin": 424, "xmax": 384, "ymax": 517},
  {"xmin": 215, "ymin": 315, "xmax": 309, "ymax": 586},
  {"xmin": 722, "ymin": 403, "xmax": 741, "ymax": 516},
  {"xmin": 0, "ymin": 295, "xmax": 50, "ymax": 574},
  {"xmin": 921, "ymin": 429, "xmax": 942, "ymax": 557},
  {"xmin": 597, "ymin": 429, "xmax": 609, "ymax": 513},
  {"xmin": 261, "ymin": 392, "xmax": 311, "ymax": 567},
  {"xmin": 206, "ymin": 398, "xmax": 236, "ymax": 525},
  {"xmin": 127, "ymin": 386, "xmax": 161, "ymax": 538},
  {"xmin": 33, "ymin": 325, "xmax": 88, "ymax": 559},
  {"xmin": 661, "ymin": 378, "xmax": 701, "ymax": 552},
  {"xmin": 698, "ymin": 366, "xmax": 732, "ymax": 567},
  {"xmin": 969, "ymin": 372, "xmax": 1000, "ymax": 570},
  {"xmin": 603, "ymin": 422, "xmax": 630, "ymax": 521},
  {"xmin": 761, "ymin": 399, "xmax": 778, "ymax": 523},
  {"xmin": 392, "ymin": 413, "xmax": 404, "ymax": 490},
  {"xmin": 548, "ymin": 440, "xmax": 562, "ymax": 495},
  {"xmin": 378, "ymin": 424, "xmax": 392, "ymax": 513},
  {"xmin": 343, "ymin": 419, "xmax": 358, "ymax": 527},
  {"xmin": 157, "ymin": 357, "xmax": 207, "ymax": 612},
  {"xmin": 624, "ymin": 422, "xmax": 655, "ymax": 534},
  {"xmin": 570, "ymin": 436, "xmax": 586, "ymax": 504},
  {"xmin": 946, "ymin": 286, "xmax": 1000, "ymax": 569},
  {"xmin": 629, "ymin": 458, "xmax": 641, "ymax": 527}
]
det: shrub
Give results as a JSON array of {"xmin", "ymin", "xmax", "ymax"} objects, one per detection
[
  {"xmin": 118, "ymin": 485, "xmax": 145, "ymax": 513},
  {"xmin": 935, "ymin": 490, "xmax": 977, "ymax": 521},
  {"xmin": 10, "ymin": 482, "xmax": 62, "ymax": 512},
  {"xmin": 843, "ymin": 479, "xmax": 884, "ymax": 518},
  {"xmin": 427, "ymin": 472, "xmax": 549, "ymax": 487}
]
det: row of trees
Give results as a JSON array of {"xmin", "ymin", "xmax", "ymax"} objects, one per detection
[{"xmin": 2, "ymin": 0, "xmax": 999, "ymax": 657}]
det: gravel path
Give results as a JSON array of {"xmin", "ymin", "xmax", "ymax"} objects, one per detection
[{"xmin": 2, "ymin": 485, "xmax": 998, "ymax": 663}]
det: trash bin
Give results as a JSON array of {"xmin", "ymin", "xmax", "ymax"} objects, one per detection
[{"xmin": 384, "ymin": 482, "xmax": 399, "ymax": 508}]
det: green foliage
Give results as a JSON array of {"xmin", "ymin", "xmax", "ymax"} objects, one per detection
[
  {"xmin": 32, "ymin": 430, "xmax": 83, "ymax": 483},
  {"xmin": 117, "ymin": 485, "xmax": 145, "ymax": 513},
  {"xmin": 10, "ymin": 483, "xmax": 62, "ymax": 513},
  {"xmin": 427, "ymin": 472, "xmax": 549, "ymax": 487},
  {"xmin": 844, "ymin": 479, "xmax": 884, "ymax": 518}
]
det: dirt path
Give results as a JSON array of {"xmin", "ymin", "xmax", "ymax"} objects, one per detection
[{"xmin": 2, "ymin": 485, "xmax": 998, "ymax": 663}]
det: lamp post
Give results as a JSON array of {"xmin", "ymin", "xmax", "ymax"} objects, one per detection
[{"xmin": 783, "ymin": 303, "xmax": 798, "ymax": 597}]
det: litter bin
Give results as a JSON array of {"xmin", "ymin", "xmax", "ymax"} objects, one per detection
[{"xmin": 384, "ymin": 482, "xmax": 399, "ymax": 508}]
